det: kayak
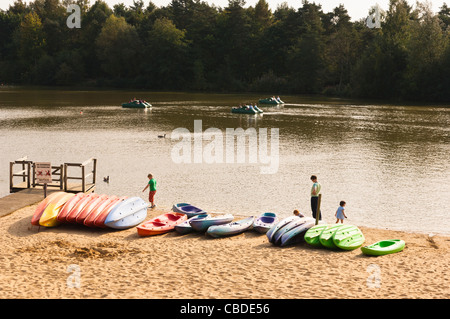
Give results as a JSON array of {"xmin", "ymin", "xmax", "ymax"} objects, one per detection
[
  {"xmin": 57, "ymin": 192, "xmax": 87, "ymax": 222},
  {"xmin": 65, "ymin": 193, "xmax": 100, "ymax": 223},
  {"xmin": 31, "ymin": 191, "xmax": 67, "ymax": 226},
  {"xmin": 207, "ymin": 216, "xmax": 255, "ymax": 238},
  {"xmin": 175, "ymin": 214, "xmax": 209, "ymax": 234},
  {"xmin": 172, "ymin": 203, "xmax": 190, "ymax": 213},
  {"xmin": 280, "ymin": 217, "xmax": 316, "ymax": 247},
  {"xmin": 361, "ymin": 239, "xmax": 406, "ymax": 256},
  {"xmin": 104, "ymin": 197, "xmax": 148, "ymax": 229},
  {"xmin": 172, "ymin": 203, "xmax": 207, "ymax": 218},
  {"xmin": 266, "ymin": 216, "xmax": 299, "ymax": 243},
  {"xmin": 319, "ymin": 224, "xmax": 344, "ymax": 249},
  {"xmin": 92, "ymin": 196, "xmax": 127, "ymax": 228},
  {"xmin": 253, "ymin": 212, "xmax": 278, "ymax": 234},
  {"xmin": 258, "ymin": 98, "xmax": 284, "ymax": 105},
  {"xmin": 189, "ymin": 214, "xmax": 234, "ymax": 232},
  {"xmin": 304, "ymin": 224, "xmax": 329, "ymax": 247},
  {"xmin": 75, "ymin": 194, "xmax": 108, "ymax": 224},
  {"xmin": 332, "ymin": 225, "xmax": 365, "ymax": 250},
  {"xmin": 83, "ymin": 195, "xmax": 119, "ymax": 227},
  {"xmin": 39, "ymin": 193, "xmax": 76, "ymax": 227},
  {"xmin": 137, "ymin": 212, "xmax": 187, "ymax": 236},
  {"xmin": 122, "ymin": 100, "xmax": 151, "ymax": 108},
  {"xmin": 272, "ymin": 217, "xmax": 311, "ymax": 246}
]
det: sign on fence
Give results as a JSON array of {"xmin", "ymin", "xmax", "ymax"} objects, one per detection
[{"xmin": 35, "ymin": 162, "xmax": 52, "ymax": 184}]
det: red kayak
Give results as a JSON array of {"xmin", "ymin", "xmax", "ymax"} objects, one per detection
[
  {"xmin": 75, "ymin": 194, "xmax": 108, "ymax": 224},
  {"xmin": 57, "ymin": 192, "xmax": 87, "ymax": 222},
  {"xmin": 65, "ymin": 193, "xmax": 99, "ymax": 223},
  {"xmin": 83, "ymin": 195, "xmax": 119, "ymax": 227},
  {"xmin": 137, "ymin": 212, "xmax": 187, "ymax": 237},
  {"xmin": 93, "ymin": 196, "xmax": 128, "ymax": 228},
  {"xmin": 31, "ymin": 192, "xmax": 67, "ymax": 226}
]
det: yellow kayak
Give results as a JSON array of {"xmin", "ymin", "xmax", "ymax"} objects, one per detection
[{"xmin": 39, "ymin": 193, "xmax": 76, "ymax": 227}]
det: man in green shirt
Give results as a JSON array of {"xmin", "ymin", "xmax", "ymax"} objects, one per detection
[
  {"xmin": 310, "ymin": 175, "xmax": 321, "ymax": 220},
  {"xmin": 142, "ymin": 173, "xmax": 157, "ymax": 208}
]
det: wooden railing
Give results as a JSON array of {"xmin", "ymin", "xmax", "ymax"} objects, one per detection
[
  {"xmin": 63, "ymin": 158, "xmax": 97, "ymax": 193},
  {"xmin": 9, "ymin": 157, "xmax": 97, "ymax": 193},
  {"xmin": 9, "ymin": 156, "xmax": 33, "ymax": 191}
]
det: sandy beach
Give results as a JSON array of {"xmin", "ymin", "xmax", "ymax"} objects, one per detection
[{"xmin": 0, "ymin": 203, "xmax": 448, "ymax": 299}]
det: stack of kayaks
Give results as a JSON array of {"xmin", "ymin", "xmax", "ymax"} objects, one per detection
[
  {"xmin": 266, "ymin": 216, "xmax": 316, "ymax": 247},
  {"xmin": 207, "ymin": 216, "xmax": 255, "ymax": 238},
  {"xmin": 253, "ymin": 212, "xmax": 278, "ymax": 234},
  {"xmin": 172, "ymin": 203, "xmax": 207, "ymax": 218},
  {"xmin": 304, "ymin": 224, "xmax": 365, "ymax": 250},
  {"xmin": 137, "ymin": 212, "xmax": 187, "ymax": 236},
  {"xmin": 361, "ymin": 239, "xmax": 405, "ymax": 256},
  {"xmin": 31, "ymin": 192, "xmax": 148, "ymax": 229}
]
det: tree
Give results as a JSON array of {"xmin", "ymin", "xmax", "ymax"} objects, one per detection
[
  {"xmin": 143, "ymin": 17, "xmax": 189, "ymax": 88},
  {"xmin": 287, "ymin": 1, "xmax": 326, "ymax": 93},
  {"xmin": 324, "ymin": 5, "xmax": 359, "ymax": 94},
  {"xmin": 404, "ymin": 2, "xmax": 449, "ymax": 99},
  {"xmin": 438, "ymin": 3, "xmax": 450, "ymax": 30},
  {"xmin": 16, "ymin": 11, "xmax": 46, "ymax": 70},
  {"xmin": 96, "ymin": 14, "xmax": 141, "ymax": 78},
  {"xmin": 80, "ymin": 0, "xmax": 113, "ymax": 78}
]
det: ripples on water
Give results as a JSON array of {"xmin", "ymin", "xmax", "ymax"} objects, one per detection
[{"xmin": 0, "ymin": 89, "xmax": 449, "ymax": 235}]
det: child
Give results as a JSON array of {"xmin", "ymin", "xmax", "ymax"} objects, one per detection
[
  {"xmin": 335, "ymin": 201, "xmax": 347, "ymax": 223},
  {"xmin": 293, "ymin": 209, "xmax": 304, "ymax": 217},
  {"xmin": 142, "ymin": 174, "xmax": 157, "ymax": 208}
]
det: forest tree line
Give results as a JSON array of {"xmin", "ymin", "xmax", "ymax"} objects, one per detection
[{"xmin": 0, "ymin": 0, "xmax": 449, "ymax": 102}]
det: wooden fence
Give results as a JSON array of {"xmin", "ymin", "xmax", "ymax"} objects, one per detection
[{"xmin": 9, "ymin": 157, "xmax": 96, "ymax": 193}]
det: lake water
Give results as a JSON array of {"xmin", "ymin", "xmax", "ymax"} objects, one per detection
[{"xmin": 1, "ymin": 87, "xmax": 449, "ymax": 235}]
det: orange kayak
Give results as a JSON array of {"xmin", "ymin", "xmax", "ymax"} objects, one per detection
[
  {"xmin": 65, "ymin": 193, "xmax": 99, "ymax": 223},
  {"xmin": 83, "ymin": 195, "xmax": 119, "ymax": 227},
  {"xmin": 57, "ymin": 192, "xmax": 87, "ymax": 222},
  {"xmin": 137, "ymin": 212, "xmax": 187, "ymax": 237},
  {"xmin": 93, "ymin": 196, "xmax": 127, "ymax": 228},
  {"xmin": 31, "ymin": 192, "xmax": 67, "ymax": 226},
  {"xmin": 75, "ymin": 194, "xmax": 108, "ymax": 224}
]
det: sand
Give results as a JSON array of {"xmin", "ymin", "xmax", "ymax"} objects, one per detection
[{"xmin": 0, "ymin": 203, "xmax": 448, "ymax": 299}]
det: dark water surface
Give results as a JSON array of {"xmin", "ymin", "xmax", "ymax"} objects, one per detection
[{"xmin": 1, "ymin": 87, "xmax": 449, "ymax": 234}]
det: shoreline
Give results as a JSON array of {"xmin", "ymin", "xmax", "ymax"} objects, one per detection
[{"xmin": 0, "ymin": 203, "xmax": 448, "ymax": 299}]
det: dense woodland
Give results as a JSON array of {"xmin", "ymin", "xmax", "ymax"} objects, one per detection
[{"xmin": 0, "ymin": 0, "xmax": 449, "ymax": 101}]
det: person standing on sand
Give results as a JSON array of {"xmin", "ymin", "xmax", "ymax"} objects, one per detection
[
  {"xmin": 310, "ymin": 175, "xmax": 321, "ymax": 220},
  {"xmin": 335, "ymin": 201, "xmax": 347, "ymax": 223},
  {"xmin": 142, "ymin": 174, "xmax": 157, "ymax": 208}
]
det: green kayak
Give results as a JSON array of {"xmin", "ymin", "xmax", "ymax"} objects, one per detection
[
  {"xmin": 361, "ymin": 239, "xmax": 405, "ymax": 256},
  {"xmin": 332, "ymin": 225, "xmax": 365, "ymax": 250},
  {"xmin": 319, "ymin": 224, "xmax": 343, "ymax": 249},
  {"xmin": 304, "ymin": 224, "xmax": 329, "ymax": 247}
]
